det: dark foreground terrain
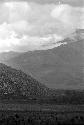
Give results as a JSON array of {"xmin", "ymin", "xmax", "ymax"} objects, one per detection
[
  {"xmin": 0, "ymin": 103, "xmax": 84, "ymax": 125},
  {"xmin": 0, "ymin": 59, "xmax": 84, "ymax": 125}
]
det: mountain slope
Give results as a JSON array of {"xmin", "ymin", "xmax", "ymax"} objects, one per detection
[
  {"xmin": 3, "ymin": 29, "xmax": 84, "ymax": 89},
  {"xmin": 0, "ymin": 63, "xmax": 50, "ymax": 98},
  {"xmin": 0, "ymin": 51, "xmax": 21, "ymax": 63}
]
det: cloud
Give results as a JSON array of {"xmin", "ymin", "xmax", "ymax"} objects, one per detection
[
  {"xmin": 79, "ymin": 8, "xmax": 84, "ymax": 29},
  {"xmin": 10, "ymin": 21, "xmax": 34, "ymax": 36},
  {"xmin": 0, "ymin": 1, "xmax": 83, "ymax": 52},
  {"xmin": 51, "ymin": 5, "xmax": 81, "ymax": 26},
  {"xmin": 9, "ymin": 0, "xmax": 84, "ymax": 7},
  {"xmin": 51, "ymin": 4, "xmax": 84, "ymax": 36},
  {"xmin": 0, "ymin": 23, "xmax": 63, "ymax": 52},
  {"xmin": 4, "ymin": 1, "xmax": 31, "ymax": 22}
]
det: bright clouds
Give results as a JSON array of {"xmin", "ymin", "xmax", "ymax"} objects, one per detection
[
  {"xmin": 4, "ymin": 1, "xmax": 31, "ymax": 22},
  {"xmin": 51, "ymin": 4, "xmax": 83, "ymax": 35},
  {"xmin": 0, "ymin": 22, "xmax": 63, "ymax": 52},
  {"xmin": 0, "ymin": 1, "xmax": 84, "ymax": 52}
]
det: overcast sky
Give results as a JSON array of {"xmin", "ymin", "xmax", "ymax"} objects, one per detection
[
  {"xmin": 3, "ymin": 0, "xmax": 84, "ymax": 6},
  {"xmin": 0, "ymin": 0, "xmax": 84, "ymax": 52}
]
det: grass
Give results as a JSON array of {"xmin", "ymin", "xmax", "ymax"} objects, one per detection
[
  {"xmin": 0, "ymin": 102, "xmax": 84, "ymax": 124},
  {"xmin": 0, "ymin": 110, "xmax": 84, "ymax": 125},
  {"xmin": 0, "ymin": 102, "xmax": 84, "ymax": 112}
]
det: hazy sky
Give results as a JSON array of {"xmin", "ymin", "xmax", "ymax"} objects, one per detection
[
  {"xmin": 0, "ymin": 0, "xmax": 84, "ymax": 52},
  {"xmin": 3, "ymin": 0, "xmax": 84, "ymax": 6}
]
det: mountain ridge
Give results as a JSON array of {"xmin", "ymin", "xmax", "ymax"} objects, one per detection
[{"xmin": 1, "ymin": 29, "xmax": 84, "ymax": 89}]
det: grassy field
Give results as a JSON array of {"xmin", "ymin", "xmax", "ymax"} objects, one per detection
[
  {"xmin": 0, "ymin": 102, "xmax": 84, "ymax": 113},
  {"xmin": 0, "ymin": 102, "xmax": 84, "ymax": 112},
  {"xmin": 0, "ymin": 103, "xmax": 84, "ymax": 124}
]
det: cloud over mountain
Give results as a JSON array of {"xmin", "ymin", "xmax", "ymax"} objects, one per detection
[{"xmin": 0, "ymin": 1, "xmax": 83, "ymax": 52}]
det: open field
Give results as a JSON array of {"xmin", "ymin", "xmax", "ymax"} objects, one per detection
[
  {"xmin": 1, "ymin": 102, "xmax": 84, "ymax": 112},
  {"xmin": 0, "ymin": 104, "xmax": 84, "ymax": 125},
  {"xmin": 0, "ymin": 102, "xmax": 84, "ymax": 125}
]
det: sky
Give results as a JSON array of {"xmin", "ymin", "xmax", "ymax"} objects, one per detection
[{"xmin": 0, "ymin": 0, "xmax": 84, "ymax": 52}]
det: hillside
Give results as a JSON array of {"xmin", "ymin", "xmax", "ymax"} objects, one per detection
[
  {"xmin": 0, "ymin": 51, "xmax": 21, "ymax": 63},
  {"xmin": 0, "ymin": 63, "xmax": 50, "ymax": 99},
  {"xmin": 1, "ymin": 63, "xmax": 84, "ymax": 104}
]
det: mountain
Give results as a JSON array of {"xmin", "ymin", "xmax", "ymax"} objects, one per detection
[
  {"xmin": 0, "ymin": 63, "xmax": 50, "ymax": 99},
  {"xmin": 2, "ymin": 29, "xmax": 84, "ymax": 89},
  {"xmin": 0, "ymin": 51, "xmax": 21, "ymax": 63},
  {"xmin": 63, "ymin": 29, "xmax": 84, "ymax": 43}
]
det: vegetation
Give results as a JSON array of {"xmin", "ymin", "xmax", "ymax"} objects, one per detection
[
  {"xmin": 0, "ymin": 63, "xmax": 50, "ymax": 98},
  {"xmin": 0, "ymin": 111, "xmax": 84, "ymax": 125}
]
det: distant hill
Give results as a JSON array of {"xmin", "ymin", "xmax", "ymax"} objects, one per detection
[
  {"xmin": 0, "ymin": 63, "xmax": 50, "ymax": 99},
  {"xmin": 2, "ymin": 29, "xmax": 84, "ymax": 89},
  {"xmin": 0, "ymin": 51, "xmax": 21, "ymax": 63}
]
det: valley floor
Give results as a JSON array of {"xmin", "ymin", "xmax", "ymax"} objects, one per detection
[
  {"xmin": 0, "ymin": 103, "xmax": 84, "ymax": 124},
  {"xmin": 0, "ymin": 102, "xmax": 84, "ymax": 113}
]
